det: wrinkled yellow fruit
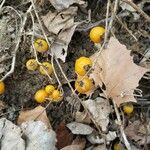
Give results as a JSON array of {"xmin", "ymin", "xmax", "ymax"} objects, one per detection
[
  {"xmin": 45, "ymin": 85, "xmax": 55, "ymax": 94},
  {"xmin": 34, "ymin": 89, "xmax": 48, "ymax": 103},
  {"xmin": 113, "ymin": 143, "xmax": 123, "ymax": 150},
  {"xmin": 0, "ymin": 81, "xmax": 5, "ymax": 95},
  {"xmin": 50, "ymin": 90, "xmax": 63, "ymax": 102},
  {"xmin": 26, "ymin": 59, "xmax": 38, "ymax": 71},
  {"xmin": 34, "ymin": 39, "xmax": 49, "ymax": 53},
  {"xmin": 123, "ymin": 103, "xmax": 134, "ymax": 114},
  {"xmin": 75, "ymin": 57, "xmax": 92, "ymax": 76},
  {"xmin": 39, "ymin": 62, "xmax": 53, "ymax": 75},
  {"xmin": 75, "ymin": 77, "xmax": 93, "ymax": 94},
  {"xmin": 89, "ymin": 26, "xmax": 105, "ymax": 43}
]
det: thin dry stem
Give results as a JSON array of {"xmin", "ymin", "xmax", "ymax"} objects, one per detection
[
  {"xmin": 116, "ymin": 15, "xmax": 138, "ymax": 41},
  {"xmin": 30, "ymin": 11, "xmax": 53, "ymax": 82},
  {"xmin": 0, "ymin": 5, "xmax": 33, "ymax": 81},
  {"xmin": 30, "ymin": 0, "xmax": 62, "ymax": 86},
  {"xmin": 0, "ymin": 0, "xmax": 6, "ymax": 10},
  {"xmin": 112, "ymin": 100, "xmax": 131, "ymax": 150},
  {"xmin": 122, "ymin": 0, "xmax": 150, "ymax": 22}
]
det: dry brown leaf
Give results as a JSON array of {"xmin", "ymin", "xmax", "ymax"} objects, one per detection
[
  {"xmin": 61, "ymin": 137, "xmax": 86, "ymax": 150},
  {"xmin": 83, "ymin": 97, "xmax": 111, "ymax": 132},
  {"xmin": 42, "ymin": 7, "xmax": 77, "ymax": 35},
  {"xmin": 42, "ymin": 7, "xmax": 79, "ymax": 62},
  {"xmin": 56, "ymin": 121, "xmax": 73, "ymax": 149},
  {"xmin": 91, "ymin": 37, "xmax": 148, "ymax": 106},
  {"xmin": 49, "ymin": 0, "xmax": 85, "ymax": 11},
  {"xmin": 125, "ymin": 120, "xmax": 150, "ymax": 145},
  {"xmin": 17, "ymin": 106, "xmax": 51, "ymax": 129},
  {"xmin": 75, "ymin": 111, "xmax": 91, "ymax": 124}
]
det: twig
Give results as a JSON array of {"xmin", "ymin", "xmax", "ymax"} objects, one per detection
[
  {"xmin": 30, "ymin": 11, "xmax": 53, "ymax": 82},
  {"xmin": 115, "ymin": 15, "xmax": 138, "ymax": 41},
  {"xmin": 0, "ymin": 5, "xmax": 33, "ymax": 81},
  {"xmin": 30, "ymin": 0, "xmax": 62, "ymax": 87},
  {"xmin": 30, "ymin": 0, "xmax": 50, "ymax": 48},
  {"xmin": 0, "ymin": 0, "xmax": 6, "ymax": 10},
  {"xmin": 122, "ymin": 0, "xmax": 150, "ymax": 22},
  {"xmin": 112, "ymin": 100, "xmax": 131, "ymax": 150},
  {"xmin": 104, "ymin": 0, "xmax": 111, "ymax": 43},
  {"xmin": 107, "ymin": 0, "xmax": 119, "ymax": 34}
]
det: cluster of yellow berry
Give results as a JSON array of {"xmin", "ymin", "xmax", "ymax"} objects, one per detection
[
  {"xmin": 74, "ymin": 57, "xmax": 94, "ymax": 94},
  {"xmin": 25, "ymin": 39, "xmax": 63, "ymax": 103},
  {"xmin": 34, "ymin": 84, "xmax": 63, "ymax": 103},
  {"xmin": 26, "ymin": 39, "xmax": 53, "ymax": 76},
  {"xmin": 73, "ymin": 26, "xmax": 105, "ymax": 94}
]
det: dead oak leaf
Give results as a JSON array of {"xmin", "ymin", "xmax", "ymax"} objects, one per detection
[
  {"xmin": 83, "ymin": 98, "xmax": 111, "ymax": 132},
  {"xmin": 42, "ymin": 7, "xmax": 79, "ymax": 62},
  {"xmin": 91, "ymin": 37, "xmax": 148, "ymax": 106},
  {"xmin": 17, "ymin": 106, "xmax": 51, "ymax": 129}
]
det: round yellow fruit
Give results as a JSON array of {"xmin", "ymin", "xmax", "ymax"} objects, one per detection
[
  {"xmin": 123, "ymin": 103, "xmax": 134, "ymax": 114},
  {"xmin": 89, "ymin": 26, "xmax": 105, "ymax": 43},
  {"xmin": 0, "ymin": 81, "xmax": 5, "ymax": 94},
  {"xmin": 34, "ymin": 39, "xmax": 49, "ymax": 53},
  {"xmin": 26, "ymin": 59, "xmax": 38, "ymax": 71},
  {"xmin": 39, "ymin": 62, "xmax": 53, "ymax": 75},
  {"xmin": 34, "ymin": 89, "xmax": 48, "ymax": 103},
  {"xmin": 113, "ymin": 142, "xmax": 124, "ymax": 150},
  {"xmin": 75, "ymin": 77, "xmax": 93, "ymax": 94},
  {"xmin": 50, "ymin": 90, "xmax": 63, "ymax": 102},
  {"xmin": 45, "ymin": 85, "xmax": 55, "ymax": 94},
  {"xmin": 75, "ymin": 57, "xmax": 92, "ymax": 76}
]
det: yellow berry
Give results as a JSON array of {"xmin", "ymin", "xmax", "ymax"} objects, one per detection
[
  {"xmin": 34, "ymin": 89, "xmax": 48, "ymax": 103},
  {"xmin": 89, "ymin": 26, "xmax": 105, "ymax": 43},
  {"xmin": 34, "ymin": 39, "xmax": 49, "ymax": 53},
  {"xmin": 26, "ymin": 59, "xmax": 38, "ymax": 71},
  {"xmin": 75, "ymin": 77, "xmax": 93, "ymax": 94},
  {"xmin": 123, "ymin": 103, "xmax": 134, "ymax": 114},
  {"xmin": 114, "ymin": 143, "xmax": 123, "ymax": 150},
  {"xmin": 50, "ymin": 90, "xmax": 63, "ymax": 102},
  {"xmin": 45, "ymin": 85, "xmax": 55, "ymax": 94},
  {"xmin": 75, "ymin": 57, "xmax": 92, "ymax": 76},
  {"xmin": 0, "ymin": 81, "xmax": 5, "ymax": 94},
  {"xmin": 39, "ymin": 62, "xmax": 53, "ymax": 75}
]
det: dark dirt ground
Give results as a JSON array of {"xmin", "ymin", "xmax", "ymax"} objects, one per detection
[{"xmin": 0, "ymin": 0, "xmax": 150, "ymax": 148}]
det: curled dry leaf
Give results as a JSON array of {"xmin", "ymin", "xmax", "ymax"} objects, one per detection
[
  {"xmin": 42, "ymin": 7, "xmax": 79, "ymax": 62},
  {"xmin": 17, "ymin": 106, "xmax": 51, "ymax": 129},
  {"xmin": 91, "ymin": 37, "xmax": 148, "ymax": 106},
  {"xmin": 61, "ymin": 137, "xmax": 86, "ymax": 150},
  {"xmin": 83, "ymin": 97, "xmax": 111, "ymax": 132},
  {"xmin": 49, "ymin": 0, "xmax": 85, "ymax": 11},
  {"xmin": 66, "ymin": 122, "xmax": 93, "ymax": 135},
  {"xmin": 125, "ymin": 120, "xmax": 150, "ymax": 145}
]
